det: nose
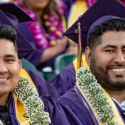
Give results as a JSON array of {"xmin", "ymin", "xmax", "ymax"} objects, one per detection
[
  {"xmin": 0, "ymin": 60, "xmax": 8, "ymax": 73},
  {"xmin": 113, "ymin": 51, "xmax": 125, "ymax": 64}
]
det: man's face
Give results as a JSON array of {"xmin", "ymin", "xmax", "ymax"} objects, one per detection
[
  {"xmin": 85, "ymin": 31, "xmax": 125, "ymax": 91},
  {"xmin": 0, "ymin": 39, "xmax": 21, "ymax": 96}
]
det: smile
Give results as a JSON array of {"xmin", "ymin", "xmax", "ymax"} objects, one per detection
[
  {"xmin": 0, "ymin": 78, "xmax": 8, "ymax": 80},
  {"xmin": 0, "ymin": 77, "xmax": 9, "ymax": 82},
  {"xmin": 112, "ymin": 68, "xmax": 125, "ymax": 72}
]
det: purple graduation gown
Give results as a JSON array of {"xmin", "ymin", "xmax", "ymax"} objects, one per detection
[
  {"xmin": 2, "ymin": 89, "xmax": 125, "ymax": 125},
  {"xmin": 25, "ymin": 69, "xmax": 60, "ymax": 98},
  {"xmin": 50, "ymin": 63, "xmax": 76, "ymax": 95},
  {"xmin": 42, "ymin": 88, "xmax": 125, "ymax": 125}
]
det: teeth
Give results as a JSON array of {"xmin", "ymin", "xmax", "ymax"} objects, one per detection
[
  {"xmin": 0, "ymin": 78, "xmax": 7, "ymax": 80},
  {"xmin": 112, "ymin": 69, "xmax": 125, "ymax": 72}
]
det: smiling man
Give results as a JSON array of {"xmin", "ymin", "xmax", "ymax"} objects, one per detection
[
  {"xmin": 39, "ymin": 0, "xmax": 125, "ymax": 124},
  {"xmin": 0, "ymin": 26, "xmax": 21, "ymax": 105},
  {"xmin": 89, "ymin": 30, "xmax": 125, "ymax": 92},
  {"xmin": 2, "ymin": 0, "xmax": 125, "ymax": 125}
]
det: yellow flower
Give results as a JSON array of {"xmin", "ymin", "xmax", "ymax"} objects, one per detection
[
  {"xmin": 56, "ymin": 31, "xmax": 62, "ymax": 36},
  {"xmin": 49, "ymin": 27, "xmax": 55, "ymax": 32},
  {"xmin": 50, "ymin": 40, "xmax": 56, "ymax": 46},
  {"xmin": 45, "ymin": 21, "xmax": 50, "ymax": 26},
  {"xmin": 43, "ymin": 14, "xmax": 48, "ymax": 19}
]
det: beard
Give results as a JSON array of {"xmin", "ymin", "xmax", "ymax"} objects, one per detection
[{"xmin": 90, "ymin": 56, "xmax": 125, "ymax": 91}]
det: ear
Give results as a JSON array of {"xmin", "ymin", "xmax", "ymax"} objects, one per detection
[
  {"xmin": 18, "ymin": 59, "xmax": 22, "ymax": 70},
  {"xmin": 84, "ymin": 46, "xmax": 91, "ymax": 66}
]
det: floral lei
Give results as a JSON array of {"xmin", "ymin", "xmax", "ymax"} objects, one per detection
[
  {"xmin": 0, "ymin": 76, "xmax": 51, "ymax": 125},
  {"xmin": 76, "ymin": 67, "xmax": 119, "ymax": 125},
  {"xmin": 14, "ymin": 0, "xmax": 65, "ymax": 49}
]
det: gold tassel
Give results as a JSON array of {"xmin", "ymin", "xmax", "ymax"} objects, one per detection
[{"xmin": 77, "ymin": 22, "xmax": 82, "ymax": 69}]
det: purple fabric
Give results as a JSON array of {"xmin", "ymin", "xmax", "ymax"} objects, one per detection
[
  {"xmin": 18, "ymin": 22, "xmax": 43, "ymax": 67},
  {"xmin": 0, "ymin": 10, "xmax": 33, "ymax": 59},
  {"xmin": 26, "ymin": 69, "xmax": 60, "ymax": 98},
  {"xmin": 58, "ymin": 89, "xmax": 125, "ymax": 124},
  {"xmin": 26, "ymin": 49, "xmax": 43, "ymax": 68},
  {"xmin": 0, "ymin": 3, "xmax": 33, "ymax": 22},
  {"xmin": 58, "ymin": 88, "xmax": 96, "ymax": 125},
  {"xmin": 0, "ymin": 3, "xmax": 33, "ymax": 59},
  {"xmin": 64, "ymin": 0, "xmax": 125, "ymax": 49},
  {"xmin": 50, "ymin": 63, "xmax": 76, "ymax": 95},
  {"xmin": 1, "ymin": 89, "xmax": 125, "ymax": 125},
  {"xmin": 113, "ymin": 101, "xmax": 125, "ymax": 124}
]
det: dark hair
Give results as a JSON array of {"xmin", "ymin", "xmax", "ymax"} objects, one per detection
[
  {"xmin": 0, "ymin": 24, "xmax": 18, "ymax": 52},
  {"xmin": 88, "ymin": 18, "xmax": 125, "ymax": 50}
]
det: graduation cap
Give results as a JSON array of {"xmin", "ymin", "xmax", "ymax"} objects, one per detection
[
  {"xmin": 64, "ymin": 0, "xmax": 125, "ymax": 48},
  {"xmin": 64, "ymin": 0, "xmax": 125, "ymax": 68},
  {"xmin": 0, "ymin": 2, "xmax": 34, "ymax": 59}
]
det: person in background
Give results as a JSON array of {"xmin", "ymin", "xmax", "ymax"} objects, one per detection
[{"xmin": 13, "ymin": 0, "xmax": 77, "ymax": 71}]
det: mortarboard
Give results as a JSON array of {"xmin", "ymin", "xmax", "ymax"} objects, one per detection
[
  {"xmin": 0, "ymin": 2, "xmax": 34, "ymax": 59},
  {"xmin": 64, "ymin": 0, "xmax": 125, "ymax": 69},
  {"xmin": 64, "ymin": 0, "xmax": 125, "ymax": 49}
]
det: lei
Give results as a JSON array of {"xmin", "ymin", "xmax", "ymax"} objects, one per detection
[
  {"xmin": 86, "ymin": 0, "xmax": 96, "ymax": 8},
  {"xmin": 76, "ymin": 67, "xmax": 119, "ymax": 125},
  {"xmin": 0, "ymin": 76, "xmax": 51, "ymax": 125},
  {"xmin": 14, "ymin": 0, "xmax": 65, "ymax": 49},
  {"xmin": 0, "ymin": 121, "xmax": 2, "ymax": 125}
]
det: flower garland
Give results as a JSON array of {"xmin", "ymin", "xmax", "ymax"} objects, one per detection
[
  {"xmin": 76, "ymin": 67, "xmax": 119, "ymax": 125},
  {"xmin": 0, "ymin": 120, "xmax": 3, "ymax": 125},
  {"xmin": 0, "ymin": 76, "xmax": 51, "ymax": 125},
  {"xmin": 15, "ymin": 76, "xmax": 51, "ymax": 125},
  {"xmin": 14, "ymin": 0, "xmax": 65, "ymax": 49}
]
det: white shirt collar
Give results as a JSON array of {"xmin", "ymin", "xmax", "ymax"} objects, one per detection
[{"xmin": 113, "ymin": 98, "xmax": 125, "ymax": 110}]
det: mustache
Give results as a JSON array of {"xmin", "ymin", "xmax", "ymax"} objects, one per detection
[{"xmin": 107, "ymin": 63, "xmax": 125, "ymax": 68}]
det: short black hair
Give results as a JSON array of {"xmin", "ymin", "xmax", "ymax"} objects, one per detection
[
  {"xmin": 88, "ymin": 18, "xmax": 125, "ymax": 50},
  {"xmin": 0, "ymin": 24, "xmax": 18, "ymax": 52}
]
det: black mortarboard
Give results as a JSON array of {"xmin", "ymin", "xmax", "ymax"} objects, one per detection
[
  {"xmin": 64, "ymin": 0, "xmax": 125, "ymax": 49},
  {"xmin": 0, "ymin": 2, "xmax": 34, "ymax": 59}
]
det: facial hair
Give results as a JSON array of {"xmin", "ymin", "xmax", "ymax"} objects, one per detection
[{"xmin": 90, "ymin": 55, "xmax": 125, "ymax": 91}]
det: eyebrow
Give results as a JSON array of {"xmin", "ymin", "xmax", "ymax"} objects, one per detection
[
  {"xmin": 5, "ymin": 54, "xmax": 16, "ymax": 58},
  {"xmin": 103, "ymin": 45, "xmax": 125, "ymax": 49}
]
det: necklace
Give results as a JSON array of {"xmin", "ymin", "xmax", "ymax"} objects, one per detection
[
  {"xmin": 76, "ymin": 67, "xmax": 124, "ymax": 125},
  {"xmin": 0, "ymin": 76, "xmax": 51, "ymax": 125}
]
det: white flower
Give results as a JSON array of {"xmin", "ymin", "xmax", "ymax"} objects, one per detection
[
  {"xmin": 0, "ymin": 120, "xmax": 3, "ymax": 125},
  {"xmin": 15, "ymin": 76, "xmax": 51, "ymax": 125},
  {"xmin": 76, "ymin": 67, "xmax": 118, "ymax": 125}
]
